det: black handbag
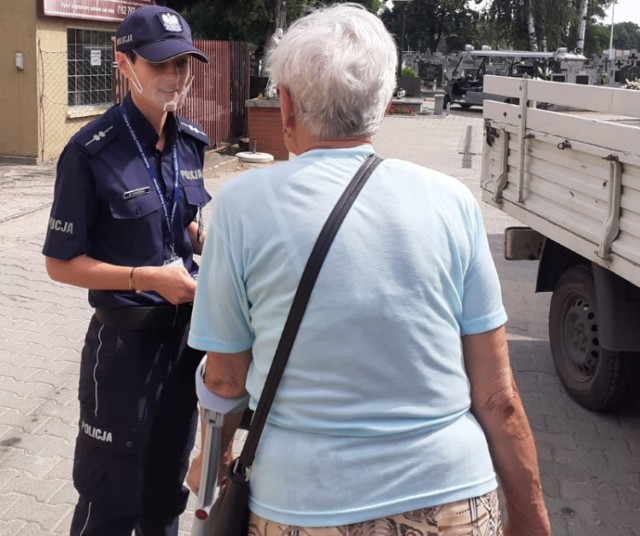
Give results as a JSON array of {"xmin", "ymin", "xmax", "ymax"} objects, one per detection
[
  {"xmin": 205, "ymin": 154, "xmax": 382, "ymax": 536},
  {"xmin": 207, "ymin": 460, "xmax": 251, "ymax": 536}
]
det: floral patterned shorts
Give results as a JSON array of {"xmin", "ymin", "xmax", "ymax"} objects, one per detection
[{"xmin": 248, "ymin": 490, "xmax": 503, "ymax": 536}]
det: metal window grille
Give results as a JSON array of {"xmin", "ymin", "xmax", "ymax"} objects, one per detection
[{"xmin": 67, "ymin": 28, "xmax": 115, "ymax": 108}]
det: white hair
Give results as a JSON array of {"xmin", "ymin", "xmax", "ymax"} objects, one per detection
[{"xmin": 267, "ymin": 3, "xmax": 397, "ymax": 139}]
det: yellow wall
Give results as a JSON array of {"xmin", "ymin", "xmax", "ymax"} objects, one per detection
[
  {"xmin": 0, "ymin": 3, "xmax": 115, "ymax": 162},
  {"xmin": 0, "ymin": 2, "xmax": 38, "ymax": 160},
  {"xmin": 36, "ymin": 17, "xmax": 115, "ymax": 162}
]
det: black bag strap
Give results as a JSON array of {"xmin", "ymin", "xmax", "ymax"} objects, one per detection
[{"xmin": 235, "ymin": 153, "xmax": 383, "ymax": 476}]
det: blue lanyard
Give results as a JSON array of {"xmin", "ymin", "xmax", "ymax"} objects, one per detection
[{"xmin": 119, "ymin": 106, "xmax": 180, "ymax": 256}]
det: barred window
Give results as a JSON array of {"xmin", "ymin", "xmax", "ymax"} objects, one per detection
[{"xmin": 67, "ymin": 29, "xmax": 115, "ymax": 108}]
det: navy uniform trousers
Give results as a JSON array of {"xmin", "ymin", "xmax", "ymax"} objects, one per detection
[{"xmin": 69, "ymin": 315, "xmax": 203, "ymax": 535}]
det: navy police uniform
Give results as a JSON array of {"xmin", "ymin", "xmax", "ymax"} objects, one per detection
[{"xmin": 43, "ymin": 93, "xmax": 211, "ymax": 534}]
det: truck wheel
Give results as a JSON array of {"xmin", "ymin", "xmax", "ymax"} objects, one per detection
[{"xmin": 549, "ymin": 265, "xmax": 640, "ymax": 411}]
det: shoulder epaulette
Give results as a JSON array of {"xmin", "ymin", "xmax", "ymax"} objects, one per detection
[
  {"xmin": 179, "ymin": 118, "xmax": 209, "ymax": 146},
  {"xmin": 72, "ymin": 108, "xmax": 120, "ymax": 156}
]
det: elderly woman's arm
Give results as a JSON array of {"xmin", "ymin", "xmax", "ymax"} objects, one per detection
[
  {"xmin": 202, "ymin": 349, "xmax": 252, "ymax": 399},
  {"xmin": 462, "ymin": 326, "xmax": 551, "ymax": 536},
  {"xmin": 186, "ymin": 349, "xmax": 252, "ymax": 495}
]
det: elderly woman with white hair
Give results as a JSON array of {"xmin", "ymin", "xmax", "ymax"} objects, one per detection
[{"xmin": 187, "ymin": 4, "xmax": 551, "ymax": 536}]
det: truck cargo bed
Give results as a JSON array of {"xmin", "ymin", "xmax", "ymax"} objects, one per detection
[{"xmin": 481, "ymin": 76, "xmax": 640, "ymax": 287}]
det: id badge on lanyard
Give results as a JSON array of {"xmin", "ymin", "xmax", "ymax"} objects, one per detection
[
  {"xmin": 120, "ymin": 107, "xmax": 182, "ymax": 266},
  {"xmin": 164, "ymin": 255, "xmax": 184, "ymax": 268}
]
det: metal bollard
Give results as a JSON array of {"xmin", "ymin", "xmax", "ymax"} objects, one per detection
[{"xmin": 191, "ymin": 358, "xmax": 249, "ymax": 536}]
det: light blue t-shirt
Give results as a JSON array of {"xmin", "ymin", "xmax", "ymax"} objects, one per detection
[{"xmin": 189, "ymin": 145, "xmax": 508, "ymax": 526}]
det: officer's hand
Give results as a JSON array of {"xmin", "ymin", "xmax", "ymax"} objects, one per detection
[{"xmin": 138, "ymin": 265, "xmax": 196, "ymax": 304}]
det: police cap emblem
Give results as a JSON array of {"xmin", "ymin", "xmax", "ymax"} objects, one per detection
[{"xmin": 161, "ymin": 13, "xmax": 183, "ymax": 33}]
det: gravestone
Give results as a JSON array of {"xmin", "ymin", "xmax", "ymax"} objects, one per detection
[
  {"xmin": 418, "ymin": 61, "xmax": 444, "ymax": 87},
  {"xmin": 620, "ymin": 64, "xmax": 640, "ymax": 82},
  {"xmin": 396, "ymin": 77, "xmax": 421, "ymax": 97}
]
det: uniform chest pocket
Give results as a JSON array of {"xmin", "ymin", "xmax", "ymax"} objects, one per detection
[
  {"xmin": 183, "ymin": 182, "xmax": 211, "ymax": 208},
  {"xmin": 108, "ymin": 191, "xmax": 162, "ymax": 220}
]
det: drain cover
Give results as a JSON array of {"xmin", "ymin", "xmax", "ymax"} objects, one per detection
[{"xmin": 237, "ymin": 151, "xmax": 275, "ymax": 163}]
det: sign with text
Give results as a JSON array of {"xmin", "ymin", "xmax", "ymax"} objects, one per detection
[
  {"xmin": 40, "ymin": 0, "xmax": 154, "ymax": 23},
  {"xmin": 90, "ymin": 49, "xmax": 102, "ymax": 66}
]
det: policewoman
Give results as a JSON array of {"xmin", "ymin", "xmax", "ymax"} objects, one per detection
[{"xmin": 43, "ymin": 6, "xmax": 212, "ymax": 535}]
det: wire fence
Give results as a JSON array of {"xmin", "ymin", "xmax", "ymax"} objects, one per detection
[
  {"xmin": 37, "ymin": 37, "xmax": 249, "ymax": 163},
  {"xmin": 38, "ymin": 39, "xmax": 114, "ymax": 162}
]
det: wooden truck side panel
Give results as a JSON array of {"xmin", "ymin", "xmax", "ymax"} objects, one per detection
[{"xmin": 481, "ymin": 77, "xmax": 640, "ymax": 289}]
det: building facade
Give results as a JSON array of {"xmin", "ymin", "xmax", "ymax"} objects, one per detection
[{"xmin": 0, "ymin": 1, "xmax": 153, "ymax": 163}]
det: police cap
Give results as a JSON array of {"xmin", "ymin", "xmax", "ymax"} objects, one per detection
[{"xmin": 115, "ymin": 5, "xmax": 209, "ymax": 64}]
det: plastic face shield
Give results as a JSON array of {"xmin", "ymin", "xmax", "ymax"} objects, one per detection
[{"xmin": 125, "ymin": 55, "xmax": 194, "ymax": 112}]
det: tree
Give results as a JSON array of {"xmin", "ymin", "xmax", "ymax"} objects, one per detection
[
  {"xmin": 166, "ymin": 0, "xmax": 385, "ymax": 48},
  {"xmin": 589, "ymin": 23, "xmax": 612, "ymax": 55},
  {"xmin": 382, "ymin": 0, "xmax": 477, "ymax": 54},
  {"xmin": 576, "ymin": 0, "xmax": 589, "ymax": 52},
  {"xmin": 610, "ymin": 22, "xmax": 640, "ymax": 50},
  {"xmin": 168, "ymin": 0, "xmax": 270, "ymax": 44},
  {"xmin": 485, "ymin": 0, "xmax": 614, "ymax": 52}
]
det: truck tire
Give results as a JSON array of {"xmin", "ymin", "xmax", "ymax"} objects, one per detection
[{"xmin": 549, "ymin": 265, "xmax": 640, "ymax": 411}]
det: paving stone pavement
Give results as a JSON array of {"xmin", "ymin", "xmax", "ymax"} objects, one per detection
[{"xmin": 1, "ymin": 109, "xmax": 639, "ymax": 535}]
